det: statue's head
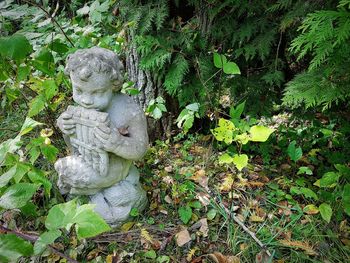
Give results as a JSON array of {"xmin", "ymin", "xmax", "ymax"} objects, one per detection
[{"xmin": 65, "ymin": 47, "xmax": 124, "ymax": 111}]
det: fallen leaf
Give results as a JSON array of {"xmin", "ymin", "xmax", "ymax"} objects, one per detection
[
  {"xmin": 176, "ymin": 228, "xmax": 191, "ymax": 247},
  {"xmin": 121, "ymin": 221, "xmax": 134, "ymax": 232},
  {"xmin": 303, "ymin": 204, "xmax": 319, "ymax": 215},
  {"xmin": 190, "ymin": 169, "xmax": 209, "ymax": 189},
  {"xmin": 196, "ymin": 192, "xmax": 211, "ymax": 206},
  {"xmin": 164, "ymin": 166, "xmax": 173, "ymax": 172},
  {"xmin": 249, "ymin": 215, "xmax": 265, "ymax": 223},
  {"xmin": 279, "ymin": 239, "xmax": 317, "ymax": 255},
  {"xmin": 199, "ymin": 218, "xmax": 209, "ymax": 237},
  {"xmin": 219, "ymin": 174, "xmax": 234, "ymax": 192},
  {"xmin": 209, "ymin": 252, "xmax": 240, "ymax": 263},
  {"xmin": 239, "ymin": 243, "xmax": 248, "ymax": 251},
  {"xmin": 164, "ymin": 195, "xmax": 173, "ymax": 204},
  {"xmin": 162, "ymin": 176, "xmax": 174, "ymax": 185},
  {"xmin": 186, "ymin": 247, "xmax": 199, "ymax": 262},
  {"xmin": 87, "ymin": 248, "xmax": 101, "ymax": 260}
]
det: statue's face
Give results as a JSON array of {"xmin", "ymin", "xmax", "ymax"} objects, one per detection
[{"xmin": 71, "ymin": 71, "xmax": 113, "ymax": 111}]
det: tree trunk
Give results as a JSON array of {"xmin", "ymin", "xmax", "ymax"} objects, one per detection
[{"xmin": 125, "ymin": 32, "xmax": 173, "ymax": 141}]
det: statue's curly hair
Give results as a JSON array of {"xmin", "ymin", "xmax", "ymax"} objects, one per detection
[{"xmin": 65, "ymin": 47, "xmax": 124, "ymax": 90}]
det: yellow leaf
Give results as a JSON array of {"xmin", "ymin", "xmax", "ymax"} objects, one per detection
[
  {"xmin": 303, "ymin": 205, "xmax": 319, "ymax": 215},
  {"xmin": 209, "ymin": 252, "xmax": 240, "ymax": 263},
  {"xmin": 219, "ymin": 174, "xmax": 234, "ymax": 192},
  {"xmin": 249, "ymin": 215, "xmax": 265, "ymax": 222},
  {"xmin": 121, "ymin": 221, "xmax": 134, "ymax": 232},
  {"xmin": 186, "ymin": 247, "xmax": 199, "ymax": 262},
  {"xmin": 141, "ymin": 228, "xmax": 153, "ymax": 243}
]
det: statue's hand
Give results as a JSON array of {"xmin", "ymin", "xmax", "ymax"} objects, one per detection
[
  {"xmin": 57, "ymin": 112, "xmax": 75, "ymax": 135},
  {"xmin": 94, "ymin": 123, "xmax": 121, "ymax": 152}
]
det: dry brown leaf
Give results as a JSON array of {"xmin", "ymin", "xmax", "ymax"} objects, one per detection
[
  {"xmin": 164, "ymin": 165, "xmax": 173, "ymax": 172},
  {"xmin": 190, "ymin": 169, "xmax": 209, "ymax": 189},
  {"xmin": 176, "ymin": 228, "xmax": 192, "ymax": 247},
  {"xmin": 219, "ymin": 174, "xmax": 234, "ymax": 192},
  {"xmin": 87, "ymin": 248, "xmax": 101, "ymax": 260},
  {"xmin": 279, "ymin": 239, "xmax": 317, "ymax": 255},
  {"xmin": 199, "ymin": 218, "xmax": 209, "ymax": 237},
  {"xmin": 239, "ymin": 243, "xmax": 248, "ymax": 251},
  {"xmin": 164, "ymin": 195, "xmax": 173, "ymax": 204},
  {"xmin": 196, "ymin": 192, "xmax": 211, "ymax": 206},
  {"xmin": 208, "ymin": 252, "xmax": 240, "ymax": 263},
  {"xmin": 247, "ymin": 182, "xmax": 265, "ymax": 188}
]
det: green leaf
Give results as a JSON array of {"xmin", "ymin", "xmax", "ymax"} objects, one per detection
[
  {"xmin": 17, "ymin": 65, "xmax": 31, "ymax": 82},
  {"xmin": 178, "ymin": 206, "xmax": 192, "ymax": 224},
  {"xmin": 0, "ymin": 165, "xmax": 17, "ymax": 187},
  {"xmin": 213, "ymin": 53, "xmax": 227, "ymax": 68},
  {"xmin": 73, "ymin": 204, "xmax": 111, "ymax": 239},
  {"xmin": 0, "ymin": 34, "xmax": 32, "ymax": 61},
  {"xmin": 300, "ymin": 187, "xmax": 318, "ymax": 200},
  {"xmin": 13, "ymin": 162, "xmax": 31, "ymax": 183},
  {"xmin": 152, "ymin": 107, "xmax": 163, "ymax": 119},
  {"xmin": 43, "ymin": 80, "xmax": 58, "ymax": 101},
  {"xmin": 234, "ymin": 133, "xmax": 250, "ymax": 145},
  {"xmin": 0, "ymin": 183, "xmax": 38, "ymax": 209},
  {"xmin": 218, "ymin": 153, "xmax": 233, "ymax": 164},
  {"xmin": 28, "ymin": 94, "xmax": 46, "ymax": 117},
  {"xmin": 343, "ymin": 184, "xmax": 350, "ymax": 216},
  {"xmin": 40, "ymin": 144, "xmax": 58, "ymax": 162},
  {"xmin": 207, "ymin": 209, "xmax": 217, "ymax": 220},
  {"xmin": 287, "ymin": 140, "xmax": 303, "ymax": 162},
  {"xmin": 45, "ymin": 199, "xmax": 77, "ymax": 230},
  {"xmin": 230, "ymin": 100, "xmax": 245, "ymax": 120},
  {"xmin": 319, "ymin": 171, "xmax": 341, "ymax": 187},
  {"xmin": 232, "ymin": 154, "xmax": 248, "ymax": 171},
  {"xmin": 249, "ymin": 125, "xmax": 275, "ymax": 142},
  {"xmin": 211, "ymin": 118, "xmax": 235, "ymax": 144},
  {"xmin": 186, "ymin": 103, "xmax": 199, "ymax": 112},
  {"xmin": 144, "ymin": 250, "xmax": 157, "ymax": 259},
  {"xmin": 297, "ymin": 166, "xmax": 313, "ymax": 175},
  {"xmin": 319, "ymin": 203, "xmax": 332, "ymax": 223},
  {"xmin": 20, "ymin": 117, "xmax": 42, "ymax": 136},
  {"xmin": 27, "ymin": 169, "xmax": 52, "ymax": 197},
  {"xmin": 34, "ymin": 230, "xmax": 61, "ymax": 255},
  {"xmin": 32, "ymin": 48, "xmax": 55, "ymax": 76},
  {"xmin": 0, "ymin": 234, "xmax": 33, "ymax": 263},
  {"xmin": 223, "ymin": 61, "xmax": 241, "ymax": 75}
]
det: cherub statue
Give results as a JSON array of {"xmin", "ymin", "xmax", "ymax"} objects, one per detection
[{"xmin": 54, "ymin": 47, "xmax": 148, "ymax": 226}]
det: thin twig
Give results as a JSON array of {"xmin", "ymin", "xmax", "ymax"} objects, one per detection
[
  {"xmin": 22, "ymin": 0, "xmax": 74, "ymax": 47},
  {"xmin": 0, "ymin": 224, "xmax": 80, "ymax": 263},
  {"xmin": 202, "ymin": 188, "xmax": 273, "ymax": 257}
]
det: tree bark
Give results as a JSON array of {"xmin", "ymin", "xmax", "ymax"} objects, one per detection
[{"xmin": 125, "ymin": 32, "xmax": 173, "ymax": 141}]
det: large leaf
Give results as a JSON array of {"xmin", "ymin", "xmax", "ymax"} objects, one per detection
[
  {"xmin": 43, "ymin": 80, "xmax": 58, "ymax": 101},
  {"xmin": 28, "ymin": 94, "xmax": 46, "ymax": 117},
  {"xmin": 0, "ymin": 183, "xmax": 38, "ymax": 209},
  {"xmin": 28, "ymin": 169, "xmax": 52, "ymax": 197},
  {"xmin": 0, "ymin": 234, "xmax": 33, "ymax": 263},
  {"xmin": 20, "ymin": 117, "xmax": 42, "ymax": 136},
  {"xmin": 249, "ymin": 125, "xmax": 274, "ymax": 142},
  {"xmin": 218, "ymin": 153, "xmax": 233, "ymax": 164},
  {"xmin": 213, "ymin": 53, "xmax": 227, "ymax": 68},
  {"xmin": 230, "ymin": 101, "xmax": 245, "ymax": 120},
  {"xmin": 34, "ymin": 230, "xmax": 61, "ymax": 255},
  {"xmin": 232, "ymin": 154, "xmax": 248, "ymax": 171},
  {"xmin": 319, "ymin": 203, "xmax": 332, "ymax": 223},
  {"xmin": 0, "ymin": 34, "xmax": 32, "ymax": 61},
  {"xmin": 287, "ymin": 140, "xmax": 303, "ymax": 162},
  {"xmin": 211, "ymin": 118, "xmax": 235, "ymax": 144},
  {"xmin": 319, "ymin": 171, "xmax": 341, "ymax": 187},
  {"xmin": 223, "ymin": 61, "xmax": 241, "ymax": 75},
  {"xmin": 343, "ymin": 184, "xmax": 350, "ymax": 216},
  {"xmin": 45, "ymin": 199, "xmax": 77, "ymax": 230},
  {"xmin": 0, "ymin": 165, "xmax": 17, "ymax": 187},
  {"xmin": 72, "ymin": 204, "xmax": 111, "ymax": 239}
]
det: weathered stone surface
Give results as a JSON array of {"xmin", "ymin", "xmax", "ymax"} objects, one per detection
[{"xmin": 55, "ymin": 47, "xmax": 148, "ymax": 226}]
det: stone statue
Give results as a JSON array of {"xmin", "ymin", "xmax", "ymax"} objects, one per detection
[{"xmin": 54, "ymin": 47, "xmax": 148, "ymax": 227}]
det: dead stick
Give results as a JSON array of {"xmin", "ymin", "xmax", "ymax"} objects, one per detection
[{"xmin": 203, "ymin": 188, "xmax": 272, "ymax": 257}]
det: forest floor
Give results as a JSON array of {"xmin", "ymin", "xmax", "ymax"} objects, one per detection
[{"xmin": 2, "ymin": 112, "xmax": 350, "ymax": 263}]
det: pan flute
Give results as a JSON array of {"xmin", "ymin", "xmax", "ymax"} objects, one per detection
[{"xmin": 66, "ymin": 105, "xmax": 109, "ymax": 177}]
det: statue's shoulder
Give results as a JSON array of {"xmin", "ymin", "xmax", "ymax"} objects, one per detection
[{"xmin": 108, "ymin": 94, "xmax": 144, "ymax": 118}]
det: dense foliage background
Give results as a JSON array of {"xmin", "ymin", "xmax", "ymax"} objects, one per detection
[{"xmin": 0, "ymin": 0, "xmax": 349, "ymax": 262}]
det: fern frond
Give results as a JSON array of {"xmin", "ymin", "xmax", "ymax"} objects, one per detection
[
  {"xmin": 139, "ymin": 49, "xmax": 171, "ymax": 71},
  {"xmin": 164, "ymin": 54, "xmax": 189, "ymax": 95}
]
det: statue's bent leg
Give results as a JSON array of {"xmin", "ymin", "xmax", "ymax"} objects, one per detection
[{"xmin": 89, "ymin": 166, "xmax": 147, "ymax": 227}]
